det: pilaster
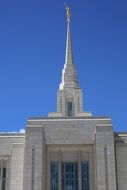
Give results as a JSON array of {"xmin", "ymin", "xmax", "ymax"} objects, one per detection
[
  {"xmin": 95, "ymin": 124, "xmax": 117, "ymax": 190},
  {"xmin": 23, "ymin": 127, "xmax": 46, "ymax": 190}
]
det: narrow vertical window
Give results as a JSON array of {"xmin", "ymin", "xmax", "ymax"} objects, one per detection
[
  {"xmin": 1, "ymin": 167, "xmax": 6, "ymax": 190},
  {"xmin": 51, "ymin": 162, "xmax": 58, "ymax": 190},
  {"xmin": 82, "ymin": 161, "xmax": 89, "ymax": 190},
  {"xmin": 60, "ymin": 96, "xmax": 62, "ymax": 113},
  {"xmin": 62, "ymin": 162, "xmax": 78, "ymax": 190},
  {"xmin": 78, "ymin": 96, "xmax": 80, "ymax": 112},
  {"xmin": 31, "ymin": 146, "xmax": 35, "ymax": 190},
  {"xmin": 67, "ymin": 101, "xmax": 73, "ymax": 117}
]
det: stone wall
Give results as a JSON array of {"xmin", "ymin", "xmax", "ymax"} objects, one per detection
[
  {"xmin": 115, "ymin": 135, "xmax": 127, "ymax": 190},
  {"xmin": 0, "ymin": 134, "xmax": 25, "ymax": 190}
]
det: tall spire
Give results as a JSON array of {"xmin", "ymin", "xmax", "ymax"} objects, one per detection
[
  {"xmin": 65, "ymin": 5, "xmax": 73, "ymax": 66},
  {"xmin": 59, "ymin": 5, "xmax": 80, "ymax": 90},
  {"xmin": 48, "ymin": 5, "xmax": 92, "ymax": 118}
]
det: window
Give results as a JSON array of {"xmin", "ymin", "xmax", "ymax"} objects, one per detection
[
  {"xmin": 82, "ymin": 161, "xmax": 89, "ymax": 190},
  {"xmin": 51, "ymin": 162, "xmax": 58, "ymax": 190},
  {"xmin": 0, "ymin": 161, "xmax": 7, "ymax": 190},
  {"xmin": 50, "ymin": 160, "xmax": 89, "ymax": 190},
  {"xmin": 62, "ymin": 162, "xmax": 78, "ymax": 190},
  {"xmin": 67, "ymin": 101, "xmax": 73, "ymax": 117},
  {"xmin": 2, "ymin": 168, "xmax": 6, "ymax": 190}
]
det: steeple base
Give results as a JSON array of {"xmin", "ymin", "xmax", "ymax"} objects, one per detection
[{"xmin": 48, "ymin": 88, "xmax": 92, "ymax": 118}]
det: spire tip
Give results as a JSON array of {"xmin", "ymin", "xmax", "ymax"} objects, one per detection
[{"xmin": 64, "ymin": 3, "xmax": 71, "ymax": 22}]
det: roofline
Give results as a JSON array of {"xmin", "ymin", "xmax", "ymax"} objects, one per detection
[
  {"xmin": 28, "ymin": 116, "xmax": 111, "ymax": 121},
  {"xmin": 0, "ymin": 133, "xmax": 25, "ymax": 137},
  {"xmin": 114, "ymin": 132, "xmax": 127, "ymax": 135}
]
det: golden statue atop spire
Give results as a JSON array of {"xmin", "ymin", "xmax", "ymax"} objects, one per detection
[{"xmin": 65, "ymin": 3, "xmax": 71, "ymax": 22}]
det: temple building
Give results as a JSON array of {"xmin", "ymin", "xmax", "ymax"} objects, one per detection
[{"xmin": 0, "ymin": 7, "xmax": 127, "ymax": 190}]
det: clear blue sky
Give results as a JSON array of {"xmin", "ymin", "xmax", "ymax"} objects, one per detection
[{"xmin": 0, "ymin": 0, "xmax": 127, "ymax": 132}]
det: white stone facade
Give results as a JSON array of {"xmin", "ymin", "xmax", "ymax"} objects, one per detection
[
  {"xmin": 0, "ymin": 134, "xmax": 25, "ymax": 190},
  {"xmin": 0, "ymin": 122, "xmax": 126, "ymax": 190}
]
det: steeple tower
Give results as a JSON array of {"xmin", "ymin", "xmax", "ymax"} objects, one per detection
[
  {"xmin": 59, "ymin": 6, "xmax": 80, "ymax": 90},
  {"xmin": 48, "ymin": 6, "xmax": 92, "ymax": 118}
]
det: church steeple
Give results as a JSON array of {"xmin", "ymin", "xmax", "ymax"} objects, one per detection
[
  {"xmin": 48, "ymin": 6, "xmax": 92, "ymax": 118},
  {"xmin": 59, "ymin": 6, "xmax": 80, "ymax": 90}
]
